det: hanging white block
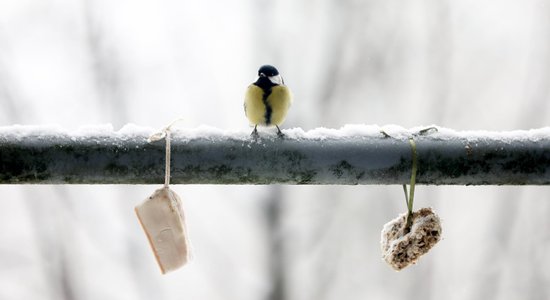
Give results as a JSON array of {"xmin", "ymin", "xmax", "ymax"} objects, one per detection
[{"xmin": 135, "ymin": 187, "xmax": 190, "ymax": 274}]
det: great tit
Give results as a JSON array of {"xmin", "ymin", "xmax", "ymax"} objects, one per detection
[{"xmin": 244, "ymin": 65, "xmax": 292, "ymax": 137}]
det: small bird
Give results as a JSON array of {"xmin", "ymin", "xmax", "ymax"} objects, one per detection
[{"xmin": 244, "ymin": 65, "xmax": 292, "ymax": 137}]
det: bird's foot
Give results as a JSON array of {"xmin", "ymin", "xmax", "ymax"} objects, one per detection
[
  {"xmin": 251, "ymin": 126, "xmax": 259, "ymax": 139},
  {"xmin": 276, "ymin": 126, "xmax": 285, "ymax": 139}
]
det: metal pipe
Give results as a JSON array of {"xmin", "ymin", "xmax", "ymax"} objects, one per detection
[{"xmin": 1, "ymin": 128, "xmax": 549, "ymax": 185}]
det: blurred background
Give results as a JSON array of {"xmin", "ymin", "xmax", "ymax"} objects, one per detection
[{"xmin": 1, "ymin": 0, "xmax": 550, "ymax": 299}]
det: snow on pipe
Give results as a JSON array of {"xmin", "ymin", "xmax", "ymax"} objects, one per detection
[{"xmin": 0, "ymin": 125, "xmax": 549, "ymax": 185}]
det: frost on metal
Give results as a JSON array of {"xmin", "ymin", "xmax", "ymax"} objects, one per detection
[
  {"xmin": 381, "ymin": 207, "xmax": 442, "ymax": 271},
  {"xmin": 135, "ymin": 187, "xmax": 190, "ymax": 274}
]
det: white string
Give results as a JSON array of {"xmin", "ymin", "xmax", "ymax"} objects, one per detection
[
  {"xmin": 164, "ymin": 129, "xmax": 171, "ymax": 187},
  {"xmin": 148, "ymin": 119, "xmax": 183, "ymax": 188}
]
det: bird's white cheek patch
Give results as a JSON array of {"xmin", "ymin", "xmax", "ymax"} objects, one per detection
[{"xmin": 269, "ymin": 75, "xmax": 283, "ymax": 85}]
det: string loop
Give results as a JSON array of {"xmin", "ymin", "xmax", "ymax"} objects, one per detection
[{"xmin": 148, "ymin": 119, "xmax": 183, "ymax": 187}]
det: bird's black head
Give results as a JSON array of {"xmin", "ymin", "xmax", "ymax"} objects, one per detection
[{"xmin": 258, "ymin": 65, "xmax": 279, "ymax": 77}]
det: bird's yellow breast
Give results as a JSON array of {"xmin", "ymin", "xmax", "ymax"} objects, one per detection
[{"xmin": 244, "ymin": 85, "xmax": 292, "ymax": 126}]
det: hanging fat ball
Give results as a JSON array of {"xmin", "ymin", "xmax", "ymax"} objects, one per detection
[
  {"xmin": 380, "ymin": 207, "xmax": 442, "ymax": 271},
  {"xmin": 244, "ymin": 65, "xmax": 293, "ymax": 137}
]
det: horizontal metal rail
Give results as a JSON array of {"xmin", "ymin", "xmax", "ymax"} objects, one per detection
[{"xmin": 1, "ymin": 126, "xmax": 549, "ymax": 185}]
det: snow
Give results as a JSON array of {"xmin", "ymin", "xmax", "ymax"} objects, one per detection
[
  {"xmin": 432, "ymin": 126, "xmax": 550, "ymax": 143},
  {"xmin": 1, "ymin": 124, "xmax": 550, "ymax": 143}
]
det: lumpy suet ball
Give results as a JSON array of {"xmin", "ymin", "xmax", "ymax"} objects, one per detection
[{"xmin": 244, "ymin": 65, "xmax": 292, "ymax": 137}]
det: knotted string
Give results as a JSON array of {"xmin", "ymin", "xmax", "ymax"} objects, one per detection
[
  {"xmin": 381, "ymin": 127, "xmax": 431, "ymax": 234},
  {"xmin": 148, "ymin": 119, "xmax": 183, "ymax": 187}
]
